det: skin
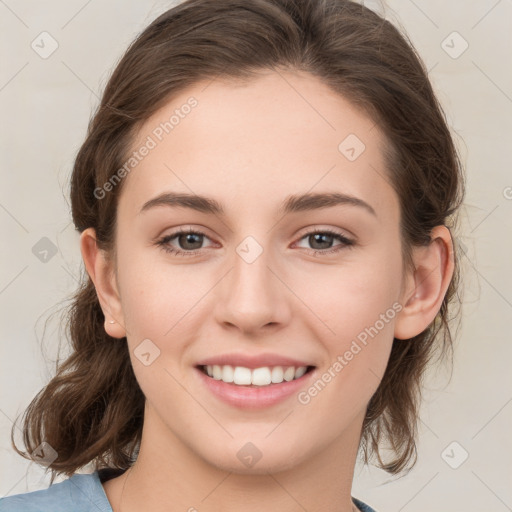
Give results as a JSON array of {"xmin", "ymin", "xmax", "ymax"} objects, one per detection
[{"xmin": 81, "ymin": 69, "xmax": 454, "ymax": 512}]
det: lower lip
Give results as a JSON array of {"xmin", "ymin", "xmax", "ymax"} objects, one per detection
[{"xmin": 194, "ymin": 366, "xmax": 316, "ymax": 409}]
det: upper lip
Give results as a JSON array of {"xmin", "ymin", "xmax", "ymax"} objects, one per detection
[{"xmin": 196, "ymin": 353, "xmax": 315, "ymax": 370}]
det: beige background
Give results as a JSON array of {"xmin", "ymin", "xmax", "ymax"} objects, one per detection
[{"xmin": 1, "ymin": 1, "xmax": 511, "ymax": 510}]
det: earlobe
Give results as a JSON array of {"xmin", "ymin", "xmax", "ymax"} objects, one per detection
[
  {"xmin": 80, "ymin": 227, "xmax": 127, "ymax": 339},
  {"xmin": 394, "ymin": 225, "xmax": 454, "ymax": 340}
]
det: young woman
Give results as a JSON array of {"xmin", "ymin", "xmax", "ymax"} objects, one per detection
[{"xmin": 2, "ymin": 0, "xmax": 464, "ymax": 511}]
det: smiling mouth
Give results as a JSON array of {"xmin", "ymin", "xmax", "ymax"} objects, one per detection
[{"xmin": 196, "ymin": 364, "xmax": 316, "ymax": 387}]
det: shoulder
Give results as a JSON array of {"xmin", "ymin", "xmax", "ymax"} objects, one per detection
[
  {"xmin": 0, "ymin": 471, "xmax": 112, "ymax": 512},
  {"xmin": 353, "ymin": 496, "xmax": 379, "ymax": 512}
]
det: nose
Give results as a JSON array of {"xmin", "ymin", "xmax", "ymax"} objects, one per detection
[{"xmin": 214, "ymin": 241, "xmax": 291, "ymax": 335}]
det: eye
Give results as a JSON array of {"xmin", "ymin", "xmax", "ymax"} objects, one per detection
[
  {"xmin": 294, "ymin": 228, "xmax": 355, "ymax": 256},
  {"xmin": 155, "ymin": 228, "xmax": 214, "ymax": 257}
]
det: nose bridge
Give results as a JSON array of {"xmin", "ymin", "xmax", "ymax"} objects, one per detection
[{"xmin": 215, "ymin": 233, "xmax": 288, "ymax": 330}]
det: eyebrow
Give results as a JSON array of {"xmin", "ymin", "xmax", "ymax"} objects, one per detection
[{"xmin": 139, "ymin": 191, "xmax": 377, "ymax": 217}]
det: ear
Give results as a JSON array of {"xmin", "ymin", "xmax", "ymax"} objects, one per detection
[
  {"xmin": 394, "ymin": 225, "xmax": 455, "ymax": 340},
  {"xmin": 80, "ymin": 227, "xmax": 127, "ymax": 339}
]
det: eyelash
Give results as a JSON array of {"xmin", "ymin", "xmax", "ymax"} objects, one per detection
[{"xmin": 155, "ymin": 227, "xmax": 355, "ymax": 257}]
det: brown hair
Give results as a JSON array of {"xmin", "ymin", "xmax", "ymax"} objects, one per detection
[{"xmin": 11, "ymin": 0, "xmax": 465, "ymax": 484}]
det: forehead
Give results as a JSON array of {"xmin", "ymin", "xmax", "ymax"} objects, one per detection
[{"xmin": 119, "ymin": 69, "xmax": 398, "ymax": 225}]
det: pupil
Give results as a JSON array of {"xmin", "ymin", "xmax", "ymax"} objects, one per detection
[
  {"xmin": 310, "ymin": 233, "xmax": 332, "ymax": 249},
  {"xmin": 180, "ymin": 233, "xmax": 202, "ymax": 250}
]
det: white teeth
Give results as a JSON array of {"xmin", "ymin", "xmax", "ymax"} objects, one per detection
[
  {"xmin": 233, "ymin": 366, "xmax": 252, "ymax": 385},
  {"xmin": 222, "ymin": 365, "xmax": 234, "ymax": 383},
  {"xmin": 283, "ymin": 366, "xmax": 295, "ymax": 381},
  {"xmin": 212, "ymin": 365, "xmax": 222, "ymax": 380},
  {"xmin": 251, "ymin": 367, "xmax": 272, "ymax": 386},
  {"xmin": 203, "ymin": 365, "xmax": 309, "ymax": 386},
  {"xmin": 271, "ymin": 366, "xmax": 283, "ymax": 383},
  {"xmin": 294, "ymin": 366, "xmax": 307, "ymax": 379}
]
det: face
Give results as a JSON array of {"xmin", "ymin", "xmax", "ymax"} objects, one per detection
[{"xmin": 99, "ymin": 69, "xmax": 410, "ymax": 474}]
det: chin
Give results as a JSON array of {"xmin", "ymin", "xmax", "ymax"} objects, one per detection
[{"xmin": 198, "ymin": 438, "xmax": 311, "ymax": 475}]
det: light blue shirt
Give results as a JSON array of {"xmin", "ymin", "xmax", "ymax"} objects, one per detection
[{"xmin": 0, "ymin": 469, "xmax": 378, "ymax": 511}]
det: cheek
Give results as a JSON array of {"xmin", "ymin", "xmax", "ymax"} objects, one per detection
[
  {"xmin": 116, "ymin": 256, "xmax": 206, "ymax": 396},
  {"xmin": 117, "ymin": 248, "xmax": 214, "ymax": 347},
  {"xmin": 293, "ymin": 255, "xmax": 402, "ymax": 340},
  {"xmin": 292, "ymin": 266, "xmax": 399, "ymax": 423}
]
